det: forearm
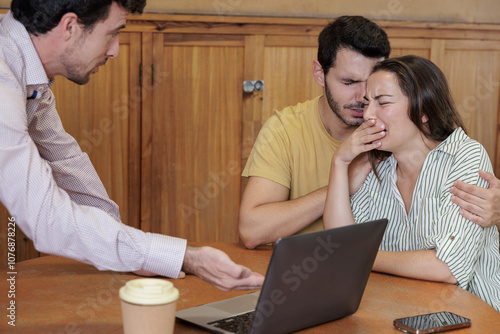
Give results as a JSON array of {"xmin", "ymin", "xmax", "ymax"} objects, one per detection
[
  {"xmin": 1, "ymin": 140, "xmax": 186, "ymax": 277},
  {"xmin": 323, "ymin": 161, "xmax": 355, "ymax": 229},
  {"xmin": 373, "ymin": 250, "xmax": 457, "ymax": 284},
  {"xmin": 238, "ymin": 186, "xmax": 327, "ymax": 249}
]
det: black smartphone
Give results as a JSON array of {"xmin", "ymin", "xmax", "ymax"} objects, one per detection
[{"xmin": 393, "ymin": 311, "xmax": 471, "ymax": 334}]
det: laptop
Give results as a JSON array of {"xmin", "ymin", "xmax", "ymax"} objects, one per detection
[{"xmin": 176, "ymin": 219, "xmax": 388, "ymax": 334}]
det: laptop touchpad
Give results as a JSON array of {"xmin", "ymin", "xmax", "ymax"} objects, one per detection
[{"xmin": 209, "ymin": 292, "xmax": 260, "ymax": 314}]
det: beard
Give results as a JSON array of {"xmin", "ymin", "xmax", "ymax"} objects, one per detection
[
  {"xmin": 325, "ymin": 80, "xmax": 365, "ymax": 127},
  {"xmin": 60, "ymin": 36, "xmax": 107, "ymax": 85},
  {"xmin": 60, "ymin": 49, "xmax": 91, "ymax": 85},
  {"xmin": 64, "ymin": 66, "xmax": 92, "ymax": 85},
  {"xmin": 61, "ymin": 57, "xmax": 107, "ymax": 85}
]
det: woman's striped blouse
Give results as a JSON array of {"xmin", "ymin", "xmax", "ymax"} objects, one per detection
[{"xmin": 351, "ymin": 127, "xmax": 500, "ymax": 312}]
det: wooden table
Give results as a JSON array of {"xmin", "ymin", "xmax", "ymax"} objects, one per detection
[{"xmin": 1, "ymin": 242, "xmax": 499, "ymax": 333}]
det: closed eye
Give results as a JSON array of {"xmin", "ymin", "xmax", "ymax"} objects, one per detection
[{"xmin": 343, "ymin": 80, "xmax": 359, "ymax": 86}]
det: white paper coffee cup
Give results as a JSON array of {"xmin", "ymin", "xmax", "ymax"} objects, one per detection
[{"xmin": 119, "ymin": 278, "xmax": 179, "ymax": 334}]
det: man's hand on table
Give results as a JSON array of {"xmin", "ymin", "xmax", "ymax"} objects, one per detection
[
  {"xmin": 451, "ymin": 170, "xmax": 500, "ymax": 229},
  {"xmin": 133, "ymin": 246, "xmax": 265, "ymax": 291},
  {"xmin": 181, "ymin": 246, "xmax": 265, "ymax": 291}
]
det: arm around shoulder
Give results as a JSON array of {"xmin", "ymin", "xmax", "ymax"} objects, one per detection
[{"xmin": 451, "ymin": 170, "xmax": 500, "ymax": 229}]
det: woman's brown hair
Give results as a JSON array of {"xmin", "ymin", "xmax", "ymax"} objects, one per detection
[{"xmin": 368, "ymin": 55, "xmax": 466, "ymax": 176}]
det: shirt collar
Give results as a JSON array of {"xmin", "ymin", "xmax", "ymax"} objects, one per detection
[
  {"xmin": 383, "ymin": 127, "xmax": 465, "ymax": 170},
  {"xmin": 2, "ymin": 11, "xmax": 52, "ymax": 87},
  {"xmin": 432, "ymin": 127, "xmax": 467, "ymax": 156}
]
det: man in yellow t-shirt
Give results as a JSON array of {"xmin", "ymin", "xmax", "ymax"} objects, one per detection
[
  {"xmin": 238, "ymin": 16, "xmax": 500, "ymax": 249},
  {"xmin": 242, "ymin": 96, "xmax": 341, "ymax": 235}
]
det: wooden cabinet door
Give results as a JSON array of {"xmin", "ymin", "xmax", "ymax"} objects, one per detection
[
  {"xmin": 141, "ymin": 33, "xmax": 245, "ymax": 242},
  {"xmin": 439, "ymin": 44, "xmax": 500, "ymax": 169}
]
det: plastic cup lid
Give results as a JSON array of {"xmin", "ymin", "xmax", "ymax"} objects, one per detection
[{"xmin": 119, "ymin": 278, "xmax": 179, "ymax": 305}]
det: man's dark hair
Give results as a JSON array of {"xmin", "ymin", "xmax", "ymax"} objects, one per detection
[
  {"xmin": 11, "ymin": 0, "xmax": 146, "ymax": 36},
  {"xmin": 317, "ymin": 16, "xmax": 391, "ymax": 75}
]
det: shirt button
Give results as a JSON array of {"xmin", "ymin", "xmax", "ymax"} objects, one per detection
[
  {"xmin": 450, "ymin": 236, "xmax": 455, "ymax": 240},
  {"xmin": 38, "ymin": 86, "xmax": 44, "ymax": 91}
]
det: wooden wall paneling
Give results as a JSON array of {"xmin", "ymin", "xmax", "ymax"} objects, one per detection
[
  {"xmin": 443, "ymin": 40, "xmax": 500, "ymax": 175},
  {"xmin": 127, "ymin": 32, "xmax": 143, "ymax": 229},
  {"xmin": 150, "ymin": 34, "xmax": 245, "ymax": 242},
  {"xmin": 141, "ymin": 32, "xmax": 154, "ymax": 233},
  {"xmin": 262, "ymin": 43, "xmax": 323, "ymax": 119},
  {"xmin": 126, "ymin": 14, "xmax": 327, "ymax": 37},
  {"xmin": 151, "ymin": 32, "xmax": 169, "ymax": 236},
  {"xmin": 264, "ymin": 35, "xmax": 318, "ymax": 48},
  {"xmin": 151, "ymin": 32, "xmax": 173, "ymax": 237},
  {"xmin": 387, "ymin": 38, "xmax": 431, "ymax": 59},
  {"xmin": 441, "ymin": 46, "xmax": 500, "ymax": 169},
  {"xmin": 241, "ymin": 35, "xmax": 265, "ymax": 182},
  {"xmin": 126, "ymin": 15, "xmax": 500, "ymax": 41},
  {"xmin": 381, "ymin": 23, "xmax": 500, "ymax": 41},
  {"xmin": 430, "ymin": 39, "xmax": 447, "ymax": 67}
]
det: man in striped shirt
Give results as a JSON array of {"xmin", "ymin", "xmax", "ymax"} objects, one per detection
[{"xmin": 0, "ymin": 0, "xmax": 264, "ymax": 290}]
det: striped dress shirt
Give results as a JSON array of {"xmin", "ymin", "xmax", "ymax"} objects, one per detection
[
  {"xmin": 0, "ymin": 11, "xmax": 186, "ymax": 277},
  {"xmin": 351, "ymin": 127, "xmax": 500, "ymax": 312}
]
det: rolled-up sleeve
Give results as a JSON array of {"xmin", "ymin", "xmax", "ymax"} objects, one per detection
[{"xmin": 433, "ymin": 142, "xmax": 492, "ymax": 289}]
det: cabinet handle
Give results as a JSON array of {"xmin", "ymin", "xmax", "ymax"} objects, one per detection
[{"xmin": 243, "ymin": 80, "xmax": 264, "ymax": 93}]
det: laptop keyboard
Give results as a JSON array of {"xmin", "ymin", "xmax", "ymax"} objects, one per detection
[{"xmin": 208, "ymin": 311, "xmax": 255, "ymax": 334}]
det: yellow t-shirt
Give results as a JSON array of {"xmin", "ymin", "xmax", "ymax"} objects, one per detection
[{"xmin": 242, "ymin": 96, "xmax": 342, "ymax": 234}]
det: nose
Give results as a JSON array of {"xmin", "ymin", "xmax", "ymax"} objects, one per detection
[
  {"xmin": 106, "ymin": 36, "xmax": 120, "ymax": 59},
  {"xmin": 355, "ymin": 81, "xmax": 367, "ymax": 104},
  {"xmin": 363, "ymin": 101, "xmax": 376, "ymax": 121}
]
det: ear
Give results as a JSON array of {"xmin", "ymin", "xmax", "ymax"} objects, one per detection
[
  {"xmin": 312, "ymin": 60, "xmax": 326, "ymax": 88},
  {"xmin": 422, "ymin": 114, "xmax": 429, "ymax": 123},
  {"xmin": 58, "ymin": 12, "xmax": 80, "ymax": 41}
]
